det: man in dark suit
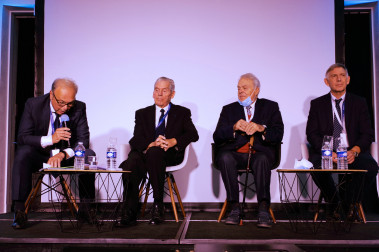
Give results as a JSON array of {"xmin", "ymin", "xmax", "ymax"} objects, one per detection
[
  {"xmin": 306, "ymin": 63, "xmax": 379, "ymax": 215},
  {"xmin": 11, "ymin": 78, "xmax": 95, "ymax": 229},
  {"xmin": 117, "ymin": 77, "xmax": 199, "ymax": 226},
  {"xmin": 213, "ymin": 73, "xmax": 284, "ymax": 228}
]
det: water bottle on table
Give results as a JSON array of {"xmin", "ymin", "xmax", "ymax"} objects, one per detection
[
  {"xmin": 321, "ymin": 135, "xmax": 333, "ymax": 169},
  {"xmin": 74, "ymin": 142, "xmax": 85, "ymax": 170},
  {"xmin": 337, "ymin": 137, "xmax": 348, "ymax": 170},
  {"xmin": 107, "ymin": 137, "xmax": 117, "ymax": 170}
]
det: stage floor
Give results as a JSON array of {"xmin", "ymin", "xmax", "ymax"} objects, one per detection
[{"xmin": 1, "ymin": 208, "xmax": 379, "ymax": 252}]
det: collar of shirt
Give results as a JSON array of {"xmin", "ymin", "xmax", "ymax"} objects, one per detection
[
  {"xmin": 330, "ymin": 92, "xmax": 346, "ymax": 115},
  {"xmin": 243, "ymin": 101, "xmax": 256, "ymax": 122},
  {"xmin": 155, "ymin": 104, "xmax": 169, "ymax": 127}
]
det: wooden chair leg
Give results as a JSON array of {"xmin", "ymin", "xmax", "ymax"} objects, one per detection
[
  {"xmin": 269, "ymin": 207, "xmax": 276, "ymax": 224},
  {"xmin": 141, "ymin": 182, "xmax": 150, "ymax": 217},
  {"xmin": 218, "ymin": 200, "xmax": 228, "ymax": 223},
  {"xmin": 170, "ymin": 173, "xmax": 186, "ymax": 218},
  {"xmin": 138, "ymin": 176, "xmax": 147, "ymax": 199},
  {"xmin": 166, "ymin": 176, "xmax": 179, "ymax": 222},
  {"xmin": 357, "ymin": 202, "xmax": 367, "ymax": 223},
  {"xmin": 25, "ymin": 174, "xmax": 45, "ymax": 214}
]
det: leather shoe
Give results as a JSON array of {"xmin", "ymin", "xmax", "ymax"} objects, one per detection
[
  {"xmin": 257, "ymin": 211, "xmax": 272, "ymax": 228},
  {"xmin": 225, "ymin": 206, "xmax": 240, "ymax": 225},
  {"xmin": 115, "ymin": 210, "xmax": 137, "ymax": 227},
  {"xmin": 149, "ymin": 203, "xmax": 165, "ymax": 225},
  {"xmin": 12, "ymin": 210, "xmax": 27, "ymax": 229}
]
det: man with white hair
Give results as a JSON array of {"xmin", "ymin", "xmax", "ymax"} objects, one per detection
[
  {"xmin": 213, "ymin": 73, "xmax": 284, "ymax": 228},
  {"xmin": 117, "ymin": 77, "xmax": 199, "ymax": 226}
]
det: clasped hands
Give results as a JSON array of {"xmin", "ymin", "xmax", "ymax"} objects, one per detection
[
  {"xmin": 331, "ymin": 151, "xmax": 356, "ymax": 164},
  {"xmin": 148, "ymin": 135, "xmax": 177, "ymax": 151},
  {"xmin": 233, "ymin": 119, "xmax": 265, "ymax": 136},
  {"xmin": 48, "ymin": 127, "xmax": 71, "ymax": 167}
]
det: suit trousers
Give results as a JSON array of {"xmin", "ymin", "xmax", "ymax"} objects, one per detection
[
  {"xmin": 216, "ymin": 150, "xmax": 273, "ymax": 206},
  {"xmin": 310, "ymin": 152, "xmax": 379, "ymax": 212},
  {"xmin": 12, "ymin": 145, "xmax": 96, "ymax": 211},
  {"xmin": 120, "ymin": 147, "xmax": 182, "ymax": 215}
]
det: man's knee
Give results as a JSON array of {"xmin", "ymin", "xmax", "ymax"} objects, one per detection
[
  {"xmin": 216, "ymin": 151, "xmax": 236, "ymax": 168},
  {"xmin": 252, "ymin": 153, "xmax": 271, "ymax": 170},
  {"xmin": 145, "ymin": 146, "xmax": 165, "ymax": 160}
]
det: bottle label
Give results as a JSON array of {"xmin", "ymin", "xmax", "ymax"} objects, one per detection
[
  {"xmin": 337, "ymin": 151, "xmax": 347, "ymax": 158},
  {"xmin": 322, "ymin": 150, "xmax": 332, "ymax": 157},
  {"xmin": 75, "ymin": 150, "xmax": 85, "ymax": 157},
  {"xmin": 107, "ymin": 151, "xmax": 117, "ymax": 158}
]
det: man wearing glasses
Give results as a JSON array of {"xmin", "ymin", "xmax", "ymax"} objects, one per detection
[{"xmin": 11, "ymin": 78, "xmax": 95, "ymax": 229}]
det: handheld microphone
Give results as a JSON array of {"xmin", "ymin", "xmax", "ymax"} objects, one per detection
[{"xmin": 60, "ymin": 114, "xmax": 71, "ymax": 147}]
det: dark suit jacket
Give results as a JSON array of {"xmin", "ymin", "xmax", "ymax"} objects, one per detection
[
  {"xmin": 306, "ymin": 92, "xmax": 374, "ymax": 156},
  {"xmin": 129, "ymin": 103, "xmax": 199, "ymax": 160},
  {"xmin": 213, "ymin": 99, "xmax": 284, "ymax": 163},
  {"xmin": 17, "ymin": 93, "xmax": 90, "ymax": 151}
]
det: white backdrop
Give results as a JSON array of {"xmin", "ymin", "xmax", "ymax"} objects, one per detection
[{"xmin": 44, "ymin": 0, "xmax": 335, "ymax": 203}]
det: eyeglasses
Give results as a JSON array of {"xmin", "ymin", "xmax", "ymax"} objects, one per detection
[{"xmin": 52, "ymin": 92, "xmax": 76, "ymax": 108}]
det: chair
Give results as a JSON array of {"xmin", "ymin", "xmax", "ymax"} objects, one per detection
[
  {"xmin": 139, "ymin": 145, "xmax": 190, "ymax": 222},
  {"xmin": 213, "ymin": 142, "xmax": 281, "ymax": 224},
  {"xmin": 300, "ymin": 142, "xmax": 378, "ymax": 223}
]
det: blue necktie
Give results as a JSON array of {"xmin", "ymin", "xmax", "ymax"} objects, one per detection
[{"xmin": 155, "ymin": 109, "xmax": 165, "ymax": 138}]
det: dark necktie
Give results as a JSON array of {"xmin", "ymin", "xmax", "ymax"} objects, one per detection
[
  {"xmin": 54, "ymin": 113, "xmax": 61, "ymax": 131},
  {"xmin": 333, "ymin": 99, "xmax": 343, "ymax": 151},
  {"xmin": 53, "ymin": 113, "xmax": 61, "ymax": 149},
  {"xmin": 155, "ymin": 109, "xmax": 166, "ymax": 138}
]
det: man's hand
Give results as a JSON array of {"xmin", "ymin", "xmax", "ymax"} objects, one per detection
[
  {"xmin": 161, "ymin": 138, "xmax": 177, "ymax": 151},
  {"xmin": 146, "ymin": 135, "xmax": 177, "ymax": 151},
  {"xmin": 147, "ymin": 135, "xmax": 166, "ymax": 150},
  {"xmin": 332, "ymin": 152, "xmax": 337, "ymax": 163},
  {"xmin": 52, "ymin": 127, "xmax": 71, "ymax": 144},
  {"xmin": 47, "ymin": 152, "xmax": 65, "ymax": 167},
  {"xmin": 347, "ymin": 150, "xmax": 356, "ymax": 164},
  {"xmin": 233, "ymin": 119, "xmax": 249, "ymax": 132},
  {"xmin": 245, "ymin": 122, "xmax": 265, "ymax": 136}
]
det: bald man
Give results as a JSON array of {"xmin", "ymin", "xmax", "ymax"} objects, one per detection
[{"xmin": 12, "ymin": 78, "xmax": 95, "ymax": 229}]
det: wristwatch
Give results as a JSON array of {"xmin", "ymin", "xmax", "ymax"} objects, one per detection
[{"xmin": 354, "ymin": 151, "xmax": 359, "ymax": 157}]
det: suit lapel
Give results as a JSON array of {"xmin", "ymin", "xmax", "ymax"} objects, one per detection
[
  {"xmin": 166, "ymin": 103, "xmax": 176, "ymax": 134},
  {"xmin": 147, "ymin": 105, "xmax": 156, "ymax": 134},
  {"xmin": 251, "ymin": 99, "xmax": 261, "ymax": 122},
  {"xmin": 324, "ymin": 94, "xmax": 334, "ymax": 134},
  {"xmin": 42, "ymin": 95, "xmax": 52, "ymax": 135},
  {"xmin": 344, "ymin": 93, "xmax": 352, "ymax": 135}
]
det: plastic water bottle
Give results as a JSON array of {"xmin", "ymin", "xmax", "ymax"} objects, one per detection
[
  {"xmin": 321, "ymin": 142, "xmax": 332, "ymax": 169},
  {"xmin": 74, "ymin": 142, "xmax": 85, "ymax": 170},
  {"xmin": 106, "ymin": 137, "xmax": 117, "ymax": 170},
  {"xmin": 337, "ymin": 139, "xmax": 348, "ymax": 170}
]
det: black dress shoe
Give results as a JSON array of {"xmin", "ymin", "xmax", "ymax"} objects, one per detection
[
  {"xmin": 115, "ymin": 210, "xmax": 137, "ymax": 227},
  {"xmin": 12, "ymin": 210, "xmax": 27, "ymax": 229},
  {"xmin": 149, "ymin": 203, "xmax": 165, "ymax": 225}
]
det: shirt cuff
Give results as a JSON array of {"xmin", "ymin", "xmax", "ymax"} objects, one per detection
[
  {"xmin": 64, "ymin": 148, "xmax": 75, "ymax": 159},
  {"xmin": 41, "ymin": 136, "xmax": 53, "ymax": 148}
]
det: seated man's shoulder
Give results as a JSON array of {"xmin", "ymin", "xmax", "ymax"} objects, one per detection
[{"xmin": 258, "ymin": 98, "xmax": 278, "ymax": 105}]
